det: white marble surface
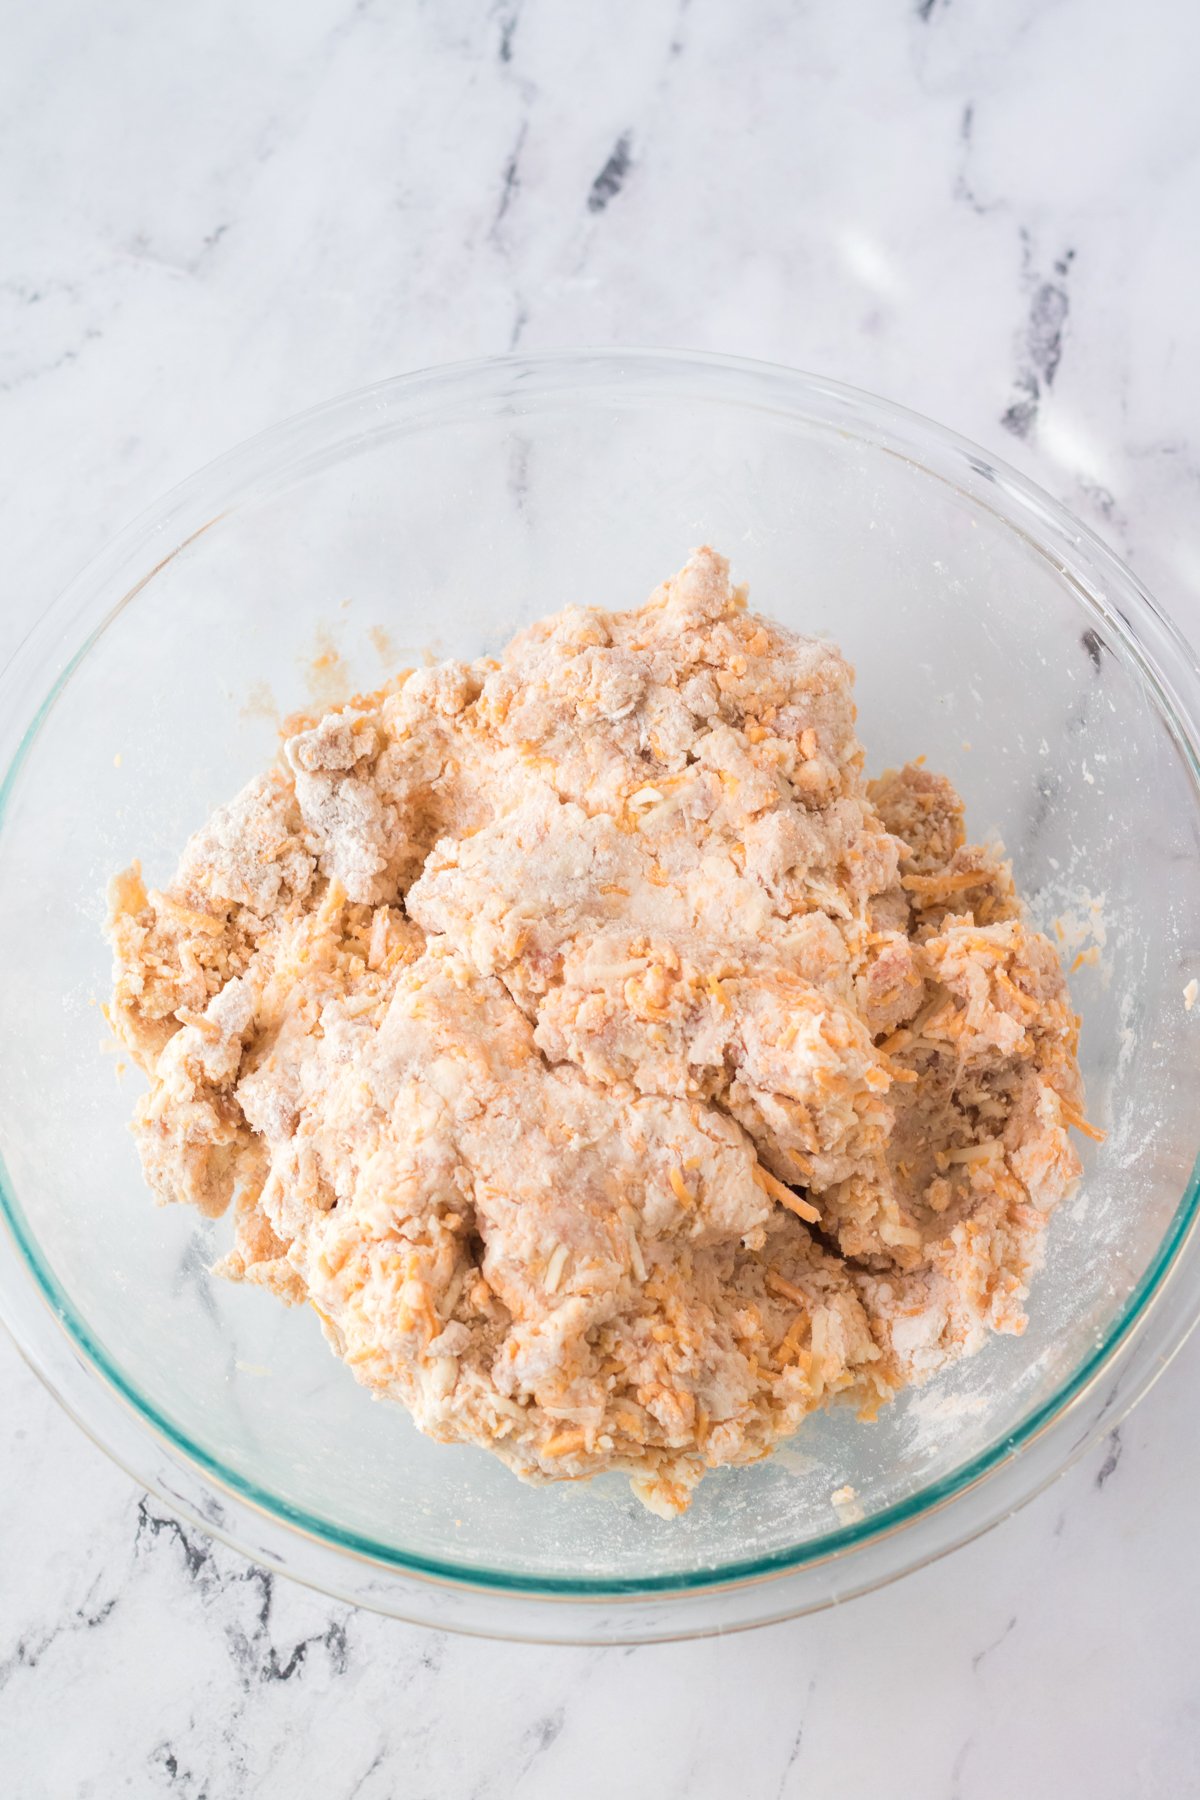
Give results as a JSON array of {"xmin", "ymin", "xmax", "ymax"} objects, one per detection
[{"xmin": 3, "ymin": 0, "xmax": 1200, "ymax": 1792}]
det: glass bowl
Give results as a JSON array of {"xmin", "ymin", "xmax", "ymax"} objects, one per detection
[{"xmin": 2, "ymin": 351, "xmax": 1199, "ymax": 1645}]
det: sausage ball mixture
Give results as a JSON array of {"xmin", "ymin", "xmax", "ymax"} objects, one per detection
[{"xmin": 106, "ymin": 550, "xmax": 1090, "ymax": 1516}]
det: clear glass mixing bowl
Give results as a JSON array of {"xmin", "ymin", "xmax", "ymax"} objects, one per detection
[{"xmin": 2, "ymin": 351, "xmax": 1199, "ymax": 1643}]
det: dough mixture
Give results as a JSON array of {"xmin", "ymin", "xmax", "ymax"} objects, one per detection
[{"xmin": 106, "ymin": 550, "xmax": 1091, "ymax": 1516}]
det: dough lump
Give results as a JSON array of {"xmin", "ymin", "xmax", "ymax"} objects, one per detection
[{"xmin": 106, "ymin": 550, "xmax": 1088, "ymax": 1516}]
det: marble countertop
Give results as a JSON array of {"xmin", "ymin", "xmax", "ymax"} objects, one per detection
[{"xmin": 3, "ymin": 0, "xmax": 1200, "ymax": 1793}]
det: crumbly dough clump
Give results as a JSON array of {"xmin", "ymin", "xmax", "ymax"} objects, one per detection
[{"xmin": 106, "ymin": 550, "xmax": 1089, "ymax": 1516}]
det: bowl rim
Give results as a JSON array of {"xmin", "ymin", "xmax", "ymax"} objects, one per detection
[{"xmin": 3, "ymin": 346, "xmax": 1200, "ymax": 1612}]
